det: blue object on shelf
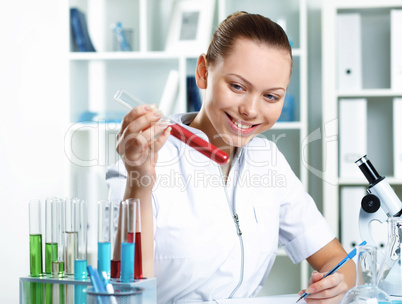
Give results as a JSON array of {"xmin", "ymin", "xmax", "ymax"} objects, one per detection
[
  {"xmin": 70, "ymin": 8, "xmax": 96, "ymax": 52},
  {"xmin": 78, "ymin": 111, "xmax": 125, "ymax": 123},
  {"xmin": 278, "ymin": 94, "xmax": 296, "ymax": 122}
]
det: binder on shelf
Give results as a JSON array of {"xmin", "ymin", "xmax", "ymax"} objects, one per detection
[
  {"xmin": 341, "ymin": 187, "xmax": 366, "ymax": 253},
  {"xmin": 391, "ymin": 10, "xmax": 402, "ymax": 90},
  {"xmin": 70, "ymin": 8, "xmax": 96, "ymax": 52},
  {"xmin": 187, "ymin": 76, "xmax": 202, "ymax": 112},
  {"xmin": 158, "ymin": 70, "xmax": 179, "ymax": 116},
  {"xmin": 394, "ymin": 98, "xmax": 402, "ymax": 178},
  {"xmin": 339, "ymin": 98, "xmax": 367, "ymax": 178},
  {"xmin": 337, "ymin": 13, "xmax": 362, "ymax": 91}
]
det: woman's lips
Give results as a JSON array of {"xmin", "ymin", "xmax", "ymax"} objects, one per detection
[{"xmin": 225, "ymin": 113, "xmax": 259, "ymax": 135}]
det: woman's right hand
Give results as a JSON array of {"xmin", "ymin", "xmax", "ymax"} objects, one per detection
[{"xmin": 116, "ymin": 104, "xmax": 171, "ymax": 186}]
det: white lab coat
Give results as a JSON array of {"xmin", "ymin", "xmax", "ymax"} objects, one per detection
[{"xmin": 106, "ymin": 113, "xmax": 335, "ymax": 304}]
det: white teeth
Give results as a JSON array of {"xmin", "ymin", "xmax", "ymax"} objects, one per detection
[{"xmin": 231, "ymin": 117, "xmax": 252, "ymax": 129}]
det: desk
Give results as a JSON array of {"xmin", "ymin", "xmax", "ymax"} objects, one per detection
[{"xmin": 202, "ymin": 294, "xmax": 304, "ymax": 304}]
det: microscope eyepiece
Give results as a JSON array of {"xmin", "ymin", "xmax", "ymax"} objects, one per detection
[{"xmin": 355, "ymin": 155, "xmax": 384, "ymax": 186}]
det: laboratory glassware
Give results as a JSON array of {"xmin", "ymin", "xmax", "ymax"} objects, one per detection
[
  {"xmin": 377, "ymin": 217, "xmax": 402, "ymax": 303},
  {"xmin": 340, "ymin": 245, "xmax": 391, "ymax": 304},
  {"xmin": 74, "ymin": 199, "xmax": 87, "ymax": 304},
  {"xmin": 120, "ymin": 198, "xmax": 137, "ymax": 282},
  {"xmin": 64, "ymin": 198, "xmax": 78, "ymax": 275},
  {"xmin": 114, "ymin": 89, "xmax": 229, "ymax": 166},
  {"xmin": 134, "ymin": 199, "xmax": 142, "ymax": 279},
  {"xmin": 98, "ymin": 200, "xmax": 113, "ymax": 279},
  {"xmin": 29, "ymin": 199, "xmax": 43, "ymax": 304}
]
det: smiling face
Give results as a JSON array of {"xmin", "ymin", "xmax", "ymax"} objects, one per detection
[{"xmin": 192, "ymin": 38, "xmax": 292, "ymax": 152}]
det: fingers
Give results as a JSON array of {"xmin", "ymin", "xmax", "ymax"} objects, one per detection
[
  {"xmin": 302, "ymin": 272, "xmax": 348, "ymax": 303},
  {"xmin": 120, "ymin": 104, "xmax": 157, "ymax": 134},
  {"xmin": 119, "ymin": 107, "xmax": 163, "ymax": 140}
]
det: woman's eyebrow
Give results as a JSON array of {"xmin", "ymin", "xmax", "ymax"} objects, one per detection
[{"xmin": 227, "ymin": 73, "xmax": 286, "ymax": 92}]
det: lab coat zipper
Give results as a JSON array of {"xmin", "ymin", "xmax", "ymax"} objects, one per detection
[{"xmin": 218, "ymin": 150, "xmax": 245, "ymax": 298}]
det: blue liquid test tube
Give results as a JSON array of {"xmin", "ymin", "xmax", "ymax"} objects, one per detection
[
  {"xmin": 74, "ymin": 199, "xmax": 87, "ymax": 304},
  {"xmin": 120, "ymin": 199, "xmax": 137, "ymax": 283},
  {"xmin": 97, "ymin": 200, "xmax": 112, "ymax": 279}
]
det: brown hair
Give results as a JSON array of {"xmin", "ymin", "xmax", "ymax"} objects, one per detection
[{"xmin": 206, "ymin": 11, "xmax": 292, "ymax": 66}]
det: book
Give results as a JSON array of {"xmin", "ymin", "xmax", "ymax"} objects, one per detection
[
  {"xmin": 187, "ymin": 76, "xmax": 202, "ymax": 112},
  {"xmin": 70, "ymin": 8, "xmax": 96, "ymax": 52},
  {"xmin": 337, "ymin": 13, "xmax": 362, "ymax": 91},
  {"xmin": 339, "ymin": 98, "xmax": 367, "ymax": 178}
]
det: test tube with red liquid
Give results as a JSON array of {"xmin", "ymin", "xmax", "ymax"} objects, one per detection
[
  {"xmin": 134, "ymin": 200, "xmax": 142, "ymax": 279},
  {"xmin": 114, "ymin": 89, "xmax": 229, "ymax": 166}
]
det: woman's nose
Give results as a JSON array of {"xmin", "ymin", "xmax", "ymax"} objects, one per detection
[{"xmin": 239, "ymin": 97, "xmax": 258, "ymax": 118}]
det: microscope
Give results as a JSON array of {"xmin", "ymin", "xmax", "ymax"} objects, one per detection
[{"xmin": 355, "ymin": 155, "xmax": 402, "ymax": 247}]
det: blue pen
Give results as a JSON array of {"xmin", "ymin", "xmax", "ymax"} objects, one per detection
[
  {"xmin": 87, "ymin": 265, "xmax": 106, "ymax": 293},
  {"xmin": 296, "ymin": 241, "xmax": 367, "ymax": 303}
]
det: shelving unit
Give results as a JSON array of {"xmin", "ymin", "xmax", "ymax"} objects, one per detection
[
  {"xmin": 322, "ymin": 0, "xmax": 402, "ymax": 252},
  {"xmin": 66, "ymin": 0, "xmax": 309, "ymax": 295}
]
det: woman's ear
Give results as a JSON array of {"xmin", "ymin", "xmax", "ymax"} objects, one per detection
[{"xmin": 195, "ymin": 54, "xmax": 208, "ymax": 89}]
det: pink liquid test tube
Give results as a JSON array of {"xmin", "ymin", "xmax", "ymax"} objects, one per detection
[{"xmin": 114, "ymin": 89, "xmax": 229, "ymax": 166}]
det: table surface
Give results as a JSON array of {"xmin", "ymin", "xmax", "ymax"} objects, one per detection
[{"xmin": 201, "ymin": 294, "xmax": 304, "ymax": 304}]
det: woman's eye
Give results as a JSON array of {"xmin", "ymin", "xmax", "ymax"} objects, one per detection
[
  {"xmin": 230, "ymin": 83, "xmax": 244, "ymax": 92},
  {"xmin": 265, "ymin": 94, "xmax": 280, "ymax": 102}
]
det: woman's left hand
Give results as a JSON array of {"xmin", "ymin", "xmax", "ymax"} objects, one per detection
[{"xmin": 298, "ymin": 270, "xmax": 349, "ymax": 303}]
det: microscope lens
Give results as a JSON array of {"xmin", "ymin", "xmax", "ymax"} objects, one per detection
[{"xmin": 356, "ymin": 155, "xmax": 383, "ymax": 186}]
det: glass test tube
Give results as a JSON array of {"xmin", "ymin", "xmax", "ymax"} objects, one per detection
[
  {"xmin": 45, "ymin": 198, "xmax": 56, "ymax": 275},
  {"xmin": 74, "ymin": 199, "xmax": 87, "ymax": 279},
  {"xmin": 52, "ymin": 198, "xmax": 65, "ymax": 277},
  {"xmin": 29, "ymin": 199, "xmax": 43, "ymax": 304},
  {"xmin": 74, "ymin": 199, "xmax": 87, "ymax": 304},
  {"xmin": 45, "ymin": 198, "xmax": 56, "ymax": 304},
  {"xmin": 134, "ymin": 199, "xmax": 142, "ymax": 279},
  {"xmin": 111, "ymin": 201, "xmax": 121, "ymax": 279},
  {"xmin": 98, "ymin": 200, "xmax": 112, "ymax": 279},
  {"xmin": 29, "ymin": 199, "xmax": 43, "ymax": 277},
  {"xmin": 120, "ymin": 198, "xmax": 137, "ymax": 282},
  {"xmin": 64, "ymin": 198, "xmax": 78, "ymax": 275}
]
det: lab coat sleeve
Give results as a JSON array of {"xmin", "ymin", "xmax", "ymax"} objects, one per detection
[{"xmin": 275, "ymin": 149, "xmax": 336, "ymax": 264}]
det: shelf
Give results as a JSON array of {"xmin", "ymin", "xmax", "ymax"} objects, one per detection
[
  {"xmin": 69, "ymin": 51, "xmax": 198, "ymax": 61},
  {"xmin": 271, "ymin": 121, "xmax": 303, "ymax": 130},
  {"xmin": 333, "ymin": 0, "xmax": 402, "ymax": 10},
  {"xmin": 337, "ymin": 89, "xmax": 402, "ymax": 98},
  {"xmin": 339, "ymin": 177, "xmax": 402, "ymax": 186},
  {"xmin": 322, "ymin": 1, "xmax": 402, "ymax": 250},
  {"xmin": 69, "ymin": 48, "xmax": 304, "ymax": 61}
]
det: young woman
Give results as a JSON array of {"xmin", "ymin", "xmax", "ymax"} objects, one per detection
[{"xmin": 107, "ymin": 12, "xmax": 355, "ymax": 304}]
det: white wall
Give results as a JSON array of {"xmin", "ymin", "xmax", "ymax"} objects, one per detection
[{"xmin": 0, "ymin": 0, "xmax": 69, "ymax": 303}]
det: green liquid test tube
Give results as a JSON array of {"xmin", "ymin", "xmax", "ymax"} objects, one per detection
[{"xmin": 29, "ymin": 200, "xmax": 43, "ymax": 304}]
